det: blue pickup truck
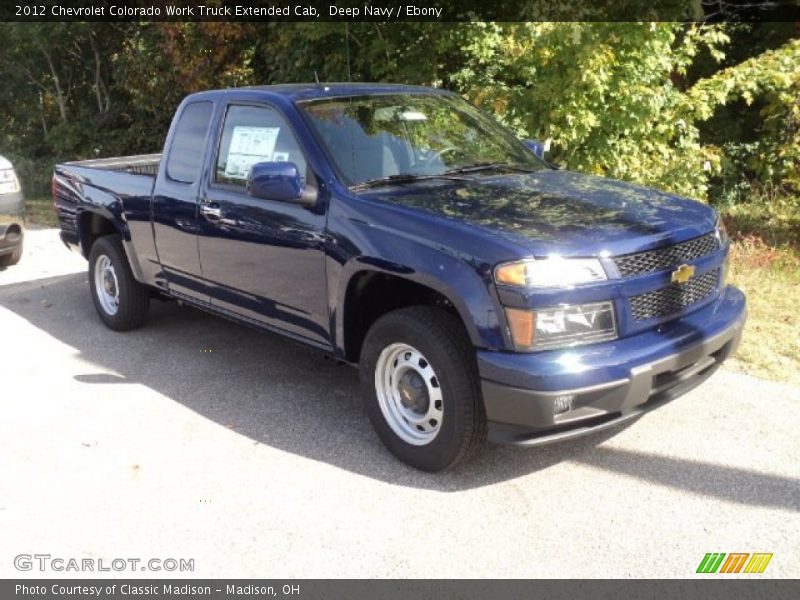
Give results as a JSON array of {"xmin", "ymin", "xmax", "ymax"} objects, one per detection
[{"xmin": 54, "ymin": 83, "xmax": 746, "ymax": 471}]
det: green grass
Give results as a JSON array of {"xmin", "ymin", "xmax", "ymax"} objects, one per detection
[
  {"xmin": 720, "ymin": 198, "xmax": 800, "ymax": 386},
  {"xmin": 25, "ymin": 196, "xmax": 58, "ymax": 228},
  {"xmin": 727, "ymin": 261, "xmax": 800, "ymax": 386},
  {"xmin": 25, "ymin": 191, "xmax": 800, "ymax": 385}
]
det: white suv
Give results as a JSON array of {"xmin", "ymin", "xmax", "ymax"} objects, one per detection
[{"xmin": 0, "ymin": 155, "xmax": 24, "ymax": 267}]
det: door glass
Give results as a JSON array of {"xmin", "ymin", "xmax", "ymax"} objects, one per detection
[{"xmin": 216, "ymin": 105, "xmax": 307, "ymax": 187}]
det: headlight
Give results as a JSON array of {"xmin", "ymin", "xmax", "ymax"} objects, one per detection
[
  {"xmin": 715, "ymin": 213, "xmax": 729, "ymax": 246},
  {"xmin": 505, "ymin": 301, "xmax": 617, "ymax": 351},
  {"xmin": 494, "ymin": 257, "xmax": 607, "ymax": 288},
  {"xmin": 0, "ymin": 169, "xmax": 20, "ymax": 195}
]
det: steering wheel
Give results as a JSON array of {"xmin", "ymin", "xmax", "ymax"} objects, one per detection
[{"xmin": 418, "ymin": 145, "xmax": 460, "ymax": 168}]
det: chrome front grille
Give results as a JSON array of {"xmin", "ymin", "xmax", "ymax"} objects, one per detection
[
  {"xmin": 629, "ymin": 270, "xmax": 719, "ymax": 321},
  {"xmin": 614, "ymin": 233, "xmax": 719, "ymax": 278}
]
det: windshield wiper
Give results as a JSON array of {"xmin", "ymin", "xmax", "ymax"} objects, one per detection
[
  {"xmin": 351, "ymin": 172, "xmax": 471, "ymax": 191},
  {"xmin": 444, "ymin": 162, "xmax": 537, "ymax": 175}
]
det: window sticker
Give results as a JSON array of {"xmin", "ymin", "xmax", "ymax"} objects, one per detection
[{"xmin": 224, "ymin": 126, "xmax": 280, "ymax": 179}]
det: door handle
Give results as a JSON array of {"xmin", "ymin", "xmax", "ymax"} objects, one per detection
[{"xmin": 200, "ymin": 203, "xmax": 222, "ymax": 220}]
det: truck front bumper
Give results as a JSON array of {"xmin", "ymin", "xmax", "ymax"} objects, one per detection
[{"xmin": 479, "ymin": 285, "xmax": 746, "ymax": 446}]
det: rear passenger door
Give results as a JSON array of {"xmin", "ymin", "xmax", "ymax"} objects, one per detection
[
  {"xmin": 196, "ymin": 103, "xmax": 330, "ymax": 347},
  {"xmin": 151, "ymin": 100, "xmax": 214, "ymax": 302}
]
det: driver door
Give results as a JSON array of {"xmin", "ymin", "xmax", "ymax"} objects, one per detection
[{"xmin": 196, "ymin": 103, "xmax": 330, "ymax": 347}]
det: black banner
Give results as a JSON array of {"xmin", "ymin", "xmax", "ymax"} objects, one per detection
[
  {"xmin": 4, "ymin": 579, "xmax": 800, "ymax": 600},
  {"xmin": 1, "ymin": 0, "xmax": 799, "ymax": 22}
]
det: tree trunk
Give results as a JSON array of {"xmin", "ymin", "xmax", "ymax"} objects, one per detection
[
  {"xmin": 38, "ymin": 91, "xmax": 48, "ymax": 136},
  {"xmin": 88, "ymin": 30, "xmax": 108, "ymax": 113},
  {"xmin": 42, "ymin": 48, "xmax": 67, "ymax": 122}
]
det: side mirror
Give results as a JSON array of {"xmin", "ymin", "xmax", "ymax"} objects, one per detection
[
  {"xmin": 247, "ymin": 161, "xmax": 317, "ymax": 206},
  {"xmin": 522, "ymin": 139, "xmax": 546, "ymax": 160}
]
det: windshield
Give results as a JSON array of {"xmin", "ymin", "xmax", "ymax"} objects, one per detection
[{"xmin": 297, "ymin": 93, "xmax": 545, "ymax": 187}]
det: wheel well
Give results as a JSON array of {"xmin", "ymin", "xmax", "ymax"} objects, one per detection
[
  {"xmin": 78, "ymin": 212, "xmax": 117, "ymax": 258},
  {"xmin": 343, "ymin": 271, "xmax": 464, "ymax": 362}
]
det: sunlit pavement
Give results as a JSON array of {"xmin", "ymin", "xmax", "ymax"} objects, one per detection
[{"xmin": 1, "ymin": 229, "xmax": 798, "ymax": 578}]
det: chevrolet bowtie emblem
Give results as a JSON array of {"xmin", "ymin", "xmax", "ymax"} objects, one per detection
[{"xmin": 671, "ymin": 263, "xmax": 695, "ymax": 284}]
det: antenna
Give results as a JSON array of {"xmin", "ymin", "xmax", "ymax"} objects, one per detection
[
  {"xmin": 314, "ymin": 70, "xmax": 331, "ymax": 92},
  {"xmin": 345, "ymin": 23, "xmax": 352, "ymax": 82}
]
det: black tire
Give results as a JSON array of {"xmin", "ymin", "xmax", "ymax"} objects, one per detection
[
  {"xmin": 359, "ymin": 306, "xmax": 486, "ymax": 471},
  {"xmin": 88, "ymin": 234, "xmax": 149, "ymax": 331},
  {"xmin": 0, "ymin": 243, "xmax": 22, "ymax": 267}
]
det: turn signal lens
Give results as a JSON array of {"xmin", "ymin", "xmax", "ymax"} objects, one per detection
[
  {"xmin": 495, "ymin": 262, "xmax": 529, "ymax": 287},
  {"xmin": 505, "ymin": 307, "xmax": 536, "ymax": 348}
]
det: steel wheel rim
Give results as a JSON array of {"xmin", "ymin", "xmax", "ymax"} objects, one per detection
[
  {"xmin": 375, "ymin": 343, "xmax": 443, "ymax": 446},
  {"xmin": 94, "ymin": 254, "xmax": 120, "ymax": 316}
]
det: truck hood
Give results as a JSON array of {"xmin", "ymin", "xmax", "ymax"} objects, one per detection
[{"xmin": 362, "ymin": 170, "xmax": 717, "ymax": 257}]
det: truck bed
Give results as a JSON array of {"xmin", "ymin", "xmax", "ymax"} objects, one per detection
[
  {"xmin": 54, "ymin": 155, "xmax": 161, "ymax": 267},
  {"xmin": 64, "ymin": 154, "xmax": 161, "ymax": 178}
]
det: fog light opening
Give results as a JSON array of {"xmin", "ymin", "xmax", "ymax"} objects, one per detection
[{"xmin": 553, "ymin": 394, "xmax": 575, "ymax": 415}]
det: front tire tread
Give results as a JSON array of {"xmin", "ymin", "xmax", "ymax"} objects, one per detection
[{"xmin": 360, "ymin": 306, "xmax": 486, "ymax": 471}]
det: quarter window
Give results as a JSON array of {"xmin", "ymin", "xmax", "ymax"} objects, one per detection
[{"xmin": 166, "ymin": 101, "xmax": 213, "ymax": 184}]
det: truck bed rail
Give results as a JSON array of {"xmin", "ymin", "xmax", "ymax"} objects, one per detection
[{"xmin": 65, "ymin": 154, "xmax": 161, "ymax": 177}]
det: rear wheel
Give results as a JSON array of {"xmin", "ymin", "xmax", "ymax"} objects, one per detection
[
  {"xmin": 88, "ymin": 235, "xmax": 149, "ymax": 331},
  {"xmin": 360, "ymin": 306, "xmax": 486, "ymax": 471}
]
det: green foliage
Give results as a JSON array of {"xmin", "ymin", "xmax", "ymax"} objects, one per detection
[
  {"xmin": 0, "ymin": 22, "xmax": 797, "ymax": 206},
  {"xmin": 686, "ymin": 37, "xmax": 800, "ymax": 196},
  {"xmin": 439, "ymin": 23, "xmax": 798, "ymax": 202},
  {"xmin": 448, "ymin": 24, "xmax": 725, "ymax": 198}
]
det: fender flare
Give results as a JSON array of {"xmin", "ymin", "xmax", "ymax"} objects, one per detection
[
  {"xmin": 334, "ymin": 252, "xmax": 506, "ymax": 357},
  {"xmin": 76, "ymin": 202, "xmax": 146, "ymax": 284}
]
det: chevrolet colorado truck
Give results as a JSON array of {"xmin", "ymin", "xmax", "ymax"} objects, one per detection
[{"xmin": 54, "ymin": 84, "xmax": 746, "ymax": 471}]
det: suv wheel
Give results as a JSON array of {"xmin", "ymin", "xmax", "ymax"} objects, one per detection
[
  {"xmin": 88, "ymin": 235, "xmax": 149, "ymax": 331},
  {"xmin": 0, "ymin": 243, "xmax": 22, "ymax": 267},
  {"xmin": 360, "ymin": 306, "xmax": 486, "ymax": 471}
]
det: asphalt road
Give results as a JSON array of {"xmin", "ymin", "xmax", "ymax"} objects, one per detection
[{"xmin": 1, "ymin": 229, "xmax": 798, "ymax": 578}]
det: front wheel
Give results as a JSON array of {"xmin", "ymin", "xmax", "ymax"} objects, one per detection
[
  {"xmin": 360, "ymin": 306, "xmax": 486, "ymax": 471},
  {"xmin": 88, "ymin": 235, "xmax": 150, "ymax": 331}
]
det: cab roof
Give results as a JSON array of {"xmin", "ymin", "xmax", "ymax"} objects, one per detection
[{"xmin": 187, "ymin": 83, "xmax": 450, "ymax": 104}]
